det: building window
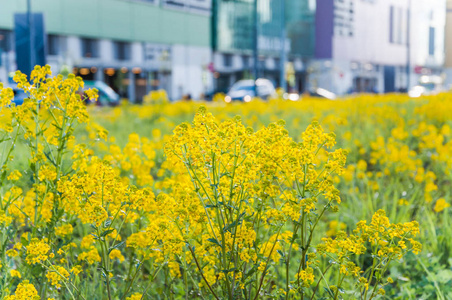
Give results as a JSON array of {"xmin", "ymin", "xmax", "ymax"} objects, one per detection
[
  {"xmin": 274, "ymin": 58, "xmax": 280, "ymax": 69},
  {"xmin": 334, "ymin": 0, "xmax": 354, "ymax": 37},
  {"xmin": 47, "ymin": 35, "xmax": 61, "ymax": 55},
  {"xmin": 163, "ymin": 0, "xmax": 211, "ymax": 12},
  {"xmin": 164, "ymin": 0, "xmax": 186, "ymax": 8},
  {"xmin": 81, "ymin": 38, "xmax": 99, "ymax": 58},
  {"xmin": 0, "ymin": 30, "xmax": 12, "ymax": 52},
  {"xmin": 259, "ymin": 59, "xmax": 265, "ymax": 71},
  {"xmin": 187, "ymin": 0, "xmax": 211, "ymax": 11},
  {"xmin": 389, "ymin": 6, "xmax": 394, "ymax": 43},
  {"xmin": 429, "ymin": 27, "xmax": 435, "ymax": 56},
  {"xmin": 242, "ymin": 55, "xmax": 250, "ymax": 68},
  {"xmin": 114, "ymin": 41, "xmax": 131, "ymax": 61},
  {"xmin": 389, "ymin": 6, "xmax": 405, "ymax": 44},
  {"xmin": 223, "ymin": 54, "xmax": 233, "ymax": 67}
]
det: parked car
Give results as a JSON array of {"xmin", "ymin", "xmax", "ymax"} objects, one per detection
[
  {"xmin": 12, "ymin": 88, "xmax": 27, "ymax": 105},
  {"xmin": 224, "ymin": 79, "xmax": 276, "ymax": 103},
  {"xmin": 308, "ymin": 88, "xmax": 337, "ymax": 100},
  {"xmin": 83, "ymin": 80, "xmax": 120, "ymax": 106},
  {"xmin": 408, "ymin": 75, "xmax": 445, "ymax": 98}
]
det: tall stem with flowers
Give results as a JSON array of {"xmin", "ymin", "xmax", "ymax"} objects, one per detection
[{"xmin": 163, "ymin": 106, "xmax": 421, "ymax": 299}]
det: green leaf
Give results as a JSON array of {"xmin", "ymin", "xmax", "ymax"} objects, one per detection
[
  {"xmin": 100, "ymin": 229, "xmax": 115, "ymax": 238},
  {"xmin": 324, "ymin": 287, "xmax": 335, "ymax": 298},
  {"xmin": 223, "ymin": 212, "xmax": 245, "ymax": 232},
  {"xmin": 0, "ymin": 170, "xmax": 6, "ymax": 183},
  {"xmin": 108, "ymin": 241, "xmax": 125, "ymax": 254},
  {"xmin": 221, "ymin": 267, "xmax": 237, "ymax": 274},
  {"xmin": 207, "ymin": 238, "xmax": 222, "ymax": 247},
  {"xmin": 104, "ymin": 219, "xmax": 112, "ymax": 228}
]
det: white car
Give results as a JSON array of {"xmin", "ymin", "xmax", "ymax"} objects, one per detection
[
  {"xmin": 225, "ymin": 79, "xmax": 276, "ymax": 103},
  {"xmin": 409, "ymin": 75, "xmax": 445, "ymax": 98}
]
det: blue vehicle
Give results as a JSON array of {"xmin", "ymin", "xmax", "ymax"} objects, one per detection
[
  {"xmin": 10, "ymin": 80, "xmax": 120, "ymax": 107},
  {"xmin": 83, "ymin": 81, "xmax": 120, "ymax": 106},
  {"xmin": 12, "ymin": 88, "xmax": 27, "ymax": 105}
]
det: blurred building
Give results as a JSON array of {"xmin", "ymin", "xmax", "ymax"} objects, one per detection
[
  {"xmin": 0, "ymin": 0, "xmax": 213, "ymax": 101},
  {"xmin": 311, "ymin": 0, "xmax": 446, "ymax": 95},
  {"xmin": 211, "ymin": 0, "xmax": 315, "ymax": 93},
  {"xmin": 0, "ymin": 0, "xmax": 448, "ymax": 99},
  {"xmin": 445, "ymin": 0, "xmax": 452, "ymax": 88}
]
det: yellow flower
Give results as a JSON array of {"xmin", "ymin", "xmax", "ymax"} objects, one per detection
[
  {"xmin": 26, "ymin": 239, "xmax": 50, "ymax": 264},
  {"xmin": 398, "ymin": 198, "xmax": 409, "ymax": 206},
  {"xmin": 78, "ymin": 246, "xmax": 101, "ymax": 265},
  {"xmin": 70, "ymin": 265, "xmax": 83, "ymax": 276},
  {"xmin": 434, "ymin": 198, "xmax": 450, "ymax": 213},
  {"xmin": 296, "ymin": 267, "xmax": 315, "ymax": 287},
  {"xmin": 109, "ymin": 249, "xmax": 125, "ymax": 263},
  {"xmin": 10, "ymin": 270, "xmax": 21, "ymax": 278},
  {"xmin": 126, "ymin": 293, "xmax": 143, "ymax": 300},
  {"xmin": 46, "ymin": 266, "xmax": 70, "ymax": 288},
  {"xmin": 55, "ymin": 224, "xmax": 73, "ymax": 237},
  {"xmin": 7, "ymin": 170, "xmax": 22, "ymax": 181},
  {"xmin": 5, "ymin": 280, "xmax": 40, "ymax": 300},
  {"xmin": 357, "ymin": 159, "xmax": 367, "ymax": 171},
  {"xmin": 0, "ymin": 82, "xmax": 14, "ymax": 108}
]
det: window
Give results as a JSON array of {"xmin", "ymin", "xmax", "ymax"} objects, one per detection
[
  {"xmin": 274, "ymin": 58, "xmax": 280, "ymax": 69},
  {"xmin": 389, "ymin": 6, "xmax": 405, "ymax": 44},
  {"xmin": 259, "ymin": 59, "xmax": 265, "ymax": 71},
  {"xmin": 164, "ymin": 0, "xmax": 185, "ymax": 8},
  {"xmin": 163, "ymin": 0, "xmax": 211, "ymax": 12},
  {"xmin": 334, "ymin": 0, "xmax": 354, "ymax": 37},
  {"xmin": 47, "ymin": 35, "xmax": 61, "ymax": 55},
  {"xmin": 114, "ymin": 41, "xmax": 131, "ymax": 61},
  {"xmin": 0, "ymin": 30, "xmax": 12, "ymax": 52},
  {"xmin": 429, "ymin": 27, "xmax": 435, "ymax": 56},
  {"xmin": 397, "ymin": 7, "xmax": 403, "ymax": 43},
  {"xmin": 242, "ymin": 55, "xmax": 250, "ymax": 68},
  {"xmin": 223, "ymin": 54, "xmax": 233, "ymax": 67},
  {"xmin": 389, "ymin": 6, "xmax": 394, "ymax": 43},
  {"xmin": 187, "ymin": 0, "xmax": 211, "ymax": 11},
  {"xmin": 81, "ymin": 38, "xmax": 99, "ymax": 58}
]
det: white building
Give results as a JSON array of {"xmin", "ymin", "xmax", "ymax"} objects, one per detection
[
  {"xmin": 311, "ymin": 0, "xmax": 446, "ymax": 95},
  {"xmin": 444, "ymin": 0, "xmax": 452, "ymax": 88}
]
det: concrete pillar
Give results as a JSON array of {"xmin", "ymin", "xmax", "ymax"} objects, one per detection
[
  {"xmin": 127, "ymin": 72, "xmax": 135, "ymax": 103},
  {"xmin": 95, "ymin": 67, "xmax": 104, "ymax": 82}
]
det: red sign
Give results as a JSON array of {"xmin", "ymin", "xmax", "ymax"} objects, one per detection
[{"xmin": 414, "ymin": 66, "xmax": 423, "ymax": 74}]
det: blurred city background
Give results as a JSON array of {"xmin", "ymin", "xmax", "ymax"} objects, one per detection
[{"xmin": 0, "ymin": 0, "xmax": 451, "ymax": 101}]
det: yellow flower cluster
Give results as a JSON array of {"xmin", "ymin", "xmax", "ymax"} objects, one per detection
[
  {"xmin": 0, "ymin": 68, "xmax": 426, "ymax": 299},
  {"xmin": 5, "ymin": 281, "xmax": 40, "ymax": 300},
  {"xmin": 46, "ymin": 266, "xmax": 70, "ymax": 288},
  {"xmin": 26, "ymin": 239, "xmax": 51, "ymax": 264}
]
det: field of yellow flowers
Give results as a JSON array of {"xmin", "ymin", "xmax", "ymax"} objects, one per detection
[{"xmin": 0, "ymin": 66, "xmax": 451, "ymax": 299}]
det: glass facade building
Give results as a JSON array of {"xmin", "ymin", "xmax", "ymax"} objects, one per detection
[
  {"xmin": 213, "ymin": 0, "xmax": 315, "ymax": 57},
  {"xmin": 212, "ymin": 0, "xmax": 315, "ymax": 92}
]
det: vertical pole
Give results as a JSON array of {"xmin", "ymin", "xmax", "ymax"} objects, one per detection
[
  {"xmin": 253, "ymin": 0, "xmax": 259, "ymax": 94},
  {"xmin": 27, "ymin": 0, "xmax": 34, "ymax": 71},
  {"xmin": 406, "ymin": 0, "xmax": 411, "ymax": 91},
  {"xmin": 128, "ymin": 71, "xmax": 135, "ymax": 103},
  {"xmin": 211, "ymin": 0, "xmax": 217, "ymax": 93},
  {"xmin": 280, "ymin": 0, "xmax": 286, "ymax": 90},
  {"xmin": 95, "ymin": 67, "xmax": 104, "ymax": 82}
]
